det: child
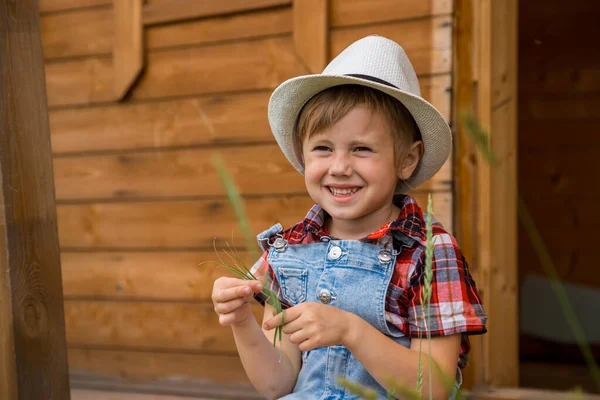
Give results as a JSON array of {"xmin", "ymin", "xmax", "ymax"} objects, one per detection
[{"xmin": 211, "ymin": 35, "xmax": 487, "ymax": 400}]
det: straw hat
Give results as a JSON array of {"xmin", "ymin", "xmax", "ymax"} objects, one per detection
[{"xmin": 267, "ymin": 35, "xmax": 452, "ymax": 193}]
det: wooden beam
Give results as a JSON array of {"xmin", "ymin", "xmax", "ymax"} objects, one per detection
[
  {"xmin": 0, "ymin": 0, "xmax": 70, "ymax": 399},
  {"xmin": 112, "ymin": 0, "xmax": 143, "ymax": 100},
  {"xmin": 293, "ymin": 0, "xmax": 328, "ymax": 73},
  {"xmin": 142, "ymin": 0, "xmax": 292, "ymax": 27},
  {"xmin": 475, "ymin": 0, "xmax": 519, "ymax": 387},
  {"xmin": 453, "ymin": 0, "xmax": 483, "ymax": 389}
]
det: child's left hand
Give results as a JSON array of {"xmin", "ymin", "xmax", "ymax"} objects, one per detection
[{"xmin": 263, "ymin": 303, "xmax": 355, "ymax": 351}]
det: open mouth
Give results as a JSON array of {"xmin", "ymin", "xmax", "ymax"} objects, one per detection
[{"xmin": 327, "ymin": 187, "xmax": 361, "ymax": 197}]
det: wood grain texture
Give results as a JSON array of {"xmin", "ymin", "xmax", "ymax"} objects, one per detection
[
  {"xmin": 475, "ymin": 0, "xmax": 519, "ymax": 387},
  {"xmin": 41, "ymin": 7, "xmax": 292, "ymax": 60},
  {"xmin": 61, "ymin": 251, "xmax": 251, "ymax": 301},
  {"xmin": 143, "ymin": 0, "xmax": 291, "ymax": 27},
  {"xmin": 68, "ymin": 349, "xmax": 249, "ymax": 385},
  {"xmin": 45, "ymin": 36, "xmax": 306, "ymax": 107},
  {"xmin": 47, "ymin": 74, "xmax": 451, "ymax": 154},
  {"xmin": 41, "ymin": 6, "xmax": 113, "ymax": 59},
  {"xmin": 49, "ymin": 91, "xmax": 273, "ymax": 153},
  {"xmin": 52, "ymin": 143, "xmax": 450, "ymax": 201},
  {"xmin": 0, "ymin": 0, "xmax": 70, "ymax": 398},
  {"xmin": 330, "ymin": 0, "xmax": 452, "ymax": 27},
  {"xmin": 331, "ymin": 16, "xmax": 453, "ymax": 76},
  {"xmin": 64, "ymin": 301, "xmax": 263, "ymax": 353},
  {"xmin": 113, "ymin": 0, "xmax": 143, "ymax": 99},
  {"xmin": 39, "ymin": 0, "xmax": 110, "ymax": 13},
  {"xmin": 293, "ymin": 0, "xmax": 328, "ymax": 73},
  {"xmin": 146, "ymin": 7, "xmax": 292, "ymax": 51},
  {"xmin": 56, "ymin": 193, "xmax": 452, "ymax": 249}
]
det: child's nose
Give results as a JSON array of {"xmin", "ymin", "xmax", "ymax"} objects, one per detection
[{"xmin": 329, "ymin": 153, "xmax": 352, "ymax": 176}]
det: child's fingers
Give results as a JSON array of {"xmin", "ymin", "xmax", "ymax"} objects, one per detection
[
  {"xmin": 212, "ymin": 283, "xmax": 255, "ymax": 303},
  {"xmin": 263, "ymin": 308, "xmax": 298, "ymax": 331},
  {"xmin": 214, "ymin": 297, "xmax": 248, "ymax": 315}
]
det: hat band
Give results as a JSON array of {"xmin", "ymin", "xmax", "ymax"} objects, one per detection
[{"xmin": 345, "ymin": 74, "xmax": 399, "ymax": 89}]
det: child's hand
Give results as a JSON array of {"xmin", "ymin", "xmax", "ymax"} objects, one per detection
[
  {"xmin": 263, "ymin": 303, "xmax": 355, "ymax": 351},
  {"xmin": 212, "ymin": 277, "xmax": 263, "ymax": 326}
]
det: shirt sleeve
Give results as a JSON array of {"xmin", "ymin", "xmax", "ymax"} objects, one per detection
[
  {"xmin": 406, "ymin": 232, "xmax": 488, "ymax": 338},
  {"xmin": 250, "ymin": 250, "xmax": 292, "ymax": 309}
]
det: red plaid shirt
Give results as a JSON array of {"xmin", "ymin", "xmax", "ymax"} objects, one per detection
[{"xmin": 252, "ymin": 195, "xmax": 487, "ymax": 369}]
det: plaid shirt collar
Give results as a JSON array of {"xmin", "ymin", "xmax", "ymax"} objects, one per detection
[{"xmin": 301, "ymin": 195, "xmax": 427, "ymax": 244}]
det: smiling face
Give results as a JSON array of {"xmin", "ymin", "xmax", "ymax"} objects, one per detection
[{"xmin": 301, "ymin": 105, "xmax": 423, "ymax": 239}]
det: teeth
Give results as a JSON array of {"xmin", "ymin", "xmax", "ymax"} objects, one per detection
[{"xmin": 330, "ymin": 187, "xmax": 359, "ymax": 196}]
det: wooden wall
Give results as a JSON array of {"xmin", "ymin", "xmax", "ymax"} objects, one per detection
[
  {"xmin": 40, "ymin": 0, "xmax": 455, "ymax": 387},
  {"xmin": 518, "ymin": 0, "xmax": 600, "ymax": 393}
]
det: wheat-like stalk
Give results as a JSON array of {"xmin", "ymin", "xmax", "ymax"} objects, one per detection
[{"xmin": 211, "ymin": 155, "xmax": 285, "ymax": 355}]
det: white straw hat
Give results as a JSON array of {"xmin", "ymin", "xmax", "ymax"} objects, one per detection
[{"xmin": 267, "ymin": 35, "xmax": 452, "ymax": 193}]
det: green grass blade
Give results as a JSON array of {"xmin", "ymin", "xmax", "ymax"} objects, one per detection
[{"xmin": 212, "ymin": 155, "xmax": 260, "ymax": 261}]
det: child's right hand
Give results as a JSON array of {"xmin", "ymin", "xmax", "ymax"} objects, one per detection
[{"xmin": 212, "ymin": 277, "xmax": 263, "ymax": 327}]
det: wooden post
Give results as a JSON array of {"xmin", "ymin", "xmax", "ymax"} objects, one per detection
[
  {"xmin": 293, "ymin": 0, "xmax": 328, "ymax": 73},
  {"xmin": 0, "ymin": 0, "xmax": 71, "ymax": 399},
  {"xmin": 475, "ymin": 0, "xmax": 519, "ymax": 387}
]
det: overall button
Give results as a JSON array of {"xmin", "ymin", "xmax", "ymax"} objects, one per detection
[
  {"xmin": 328, "ymin": 246, "xmax": 342, "ymax": 260},
  {"xmin": 273, "ymin": 237, "xmax": 287, "ymax": 252},
  {"xmin": 318, "ymin": 289, "xmax": 332, "ymax": 304},
  {"xmin": 378, "ymin": 250, "xmax": 393, "ymax": 264}
]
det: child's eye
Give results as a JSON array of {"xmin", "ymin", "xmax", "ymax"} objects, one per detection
[
  {"xmin": 354, "ymin": 146, "xmax": 372, "ymax": 152},
  {"xmin": 313, "ymin": 146, "xmax": 331, "ymax": 152}
]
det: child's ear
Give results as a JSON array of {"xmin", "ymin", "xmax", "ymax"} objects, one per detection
[{"xmin": 398, "ymin": 140, "xmax": 424, "ymax": 180}]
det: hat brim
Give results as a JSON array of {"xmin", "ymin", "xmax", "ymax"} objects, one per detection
[{"xmin": 268, "ymin": 74, "xmax": 452, "ymax": 193}]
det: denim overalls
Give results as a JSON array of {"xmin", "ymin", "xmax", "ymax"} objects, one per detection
[{"xmin": 257, "ymin": 223, "xmax": 461, "ymax": 400}]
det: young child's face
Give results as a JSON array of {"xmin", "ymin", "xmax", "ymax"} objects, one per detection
[{"xmin": 301, "ymin": 105, "xmax": 400, "ymax": 229}]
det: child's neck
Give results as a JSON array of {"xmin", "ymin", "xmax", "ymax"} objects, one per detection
[{"xmin": 325, "ymin": 204, "xmax": 401, "ymax": 240}]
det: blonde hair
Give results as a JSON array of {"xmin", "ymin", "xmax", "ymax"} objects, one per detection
[{"xmin": 295, "ymin": 85, "xmax": 421, "ymax": 179}]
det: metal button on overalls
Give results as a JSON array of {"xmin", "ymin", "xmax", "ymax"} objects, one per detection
[
  {"xmin": 378, "ymin": 250, "xmax": 393, "ymax": 264},
  {"xmin": 273, "ymin": 237, "xmax": 287, "ymax": 252},
  {"xmin": 328, "ymin": 246, "xmax": 342, "ymax": 260},
  {"xmin": 318, "ymin": 289, "xmax": 332, "ymax": 304}
]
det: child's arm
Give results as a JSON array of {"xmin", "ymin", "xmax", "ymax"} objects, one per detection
[
  {"xmin": 212, "ymin": 277, "xmax": 300, "ymax": 399},
  {"xmin": 263, "ymin": 302, "xmax": 459, "ymax": 399},
  {"xmin": 344, "ymin": 315, "xmax": 461, "ymax": 399},
  {"xmin": 232, "ymin": 303, "xmax": 301, "ymax": 399}
]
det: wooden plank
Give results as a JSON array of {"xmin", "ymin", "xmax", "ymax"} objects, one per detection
[
  {"xmin": 331, "ymin": 16, "xmax": 453, "ymax": 76},
  {"xmin": 520, "ymin": 93, "xmax": 600, "ymax": 121},
  {"xmin": 47, "ymin": 74, "xmax": 450, "ymax": 154},
  {"xmin": 41, "ymin": 6, "xmax": 113, "ymax": 60},
  {"xmin": 519, "ymin": 148, "xmax": 600, "ymax": 195},
  {"xmin": 45, "ymin": 26, "xmax": 451, "ymax": 108},
  {"xmin": 113, "ymin": 0, "xmax": 143, "ymax": 99},
  {"xmin": 330, "ymin": 0, "xmax": 452, "ymax": 27},
  {"xmin": 0, "ymin": 0, "xmax": 70, "ymax": 398},
  {"xmin": 293, "ymin": 0, "xmax": 328, "ymax": 73},
  {"xmin": 467, "ymin": 387, "xmax": 600, "ymax": 400},
  {"xmin": 142, "ymin": 0, "xmax": 291, "ymax": 27},
  {"xmin": 452, "ymin": 0, "xmax": 481, "ymax": 389},
  {"xmin": 52, "ymin": 144, "xmax": 450, "ymax": 201},
  {"xmin": 49, "ymin": 91, "xmax": 273, "ymax": 153},
  {"xmin": 45, "ymin": 36, "xmax": 306, "ymax": 108},
  {"xmin": 61, "ymin": 251, "xmax": 252, "ymax": 301},
  {"xmin": 45, "ymin": 56, "xmax": 114, "ymax": 107},
  {"xmin": 130, "ymin": 36, "xmax": 306, "ymax": 101},
  {"xmin": 64, "ymin": 301, "xmax": 263, "ymax": 353},
  {"xmin": 475, "ymin": 0, "xmax": 519, "ymax": 387},
  {"xmin": 56, "ymin": 192, "xmax": 452, "ymax": 249},
  {"xmin": 53, "ymin": 144, "xmax": 305, "ymax": 200},
  {"xmin": 146, "ymin": 7, "xmax": 292, "ymax": 51},
  {"xmin": 39, "ymin": 0, "xmax": 110, "ymax": 14},
  {"xmin": 41, "ymin": 7, "xmax": 292, "ymax": 60},
  {"xmin": 518, "ymin": 119, "xmax": 600, "ymax": 148},
  {"xmin": 68, "ymin": 349, "xmax": 250, "ymax": 385},
  {"xmin": 71, "ymin": 389, "xmax": 218, "ymax": 400}
]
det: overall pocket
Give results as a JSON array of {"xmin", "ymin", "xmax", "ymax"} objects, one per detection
[{"xmin": 278, "ymin": 267, "xmax": 308, "ymax": 305}]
